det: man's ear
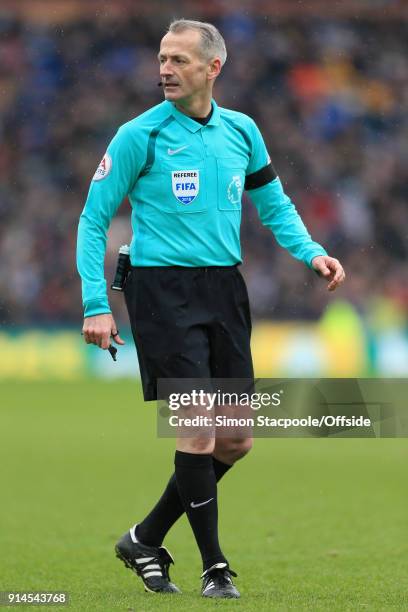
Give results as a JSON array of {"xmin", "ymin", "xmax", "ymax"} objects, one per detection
[{"xmin": 207, "ymin": 58, "xmax": 222, "ymax": 81}]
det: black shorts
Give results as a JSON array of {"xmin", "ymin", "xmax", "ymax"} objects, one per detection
[{"xmin": 124, "ymin": 265, "xmax": 254, "ymax": 401}]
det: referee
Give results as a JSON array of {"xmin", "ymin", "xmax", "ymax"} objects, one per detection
[{"xmin": 77, "ymin": 19, "xmax": 345, "ymax": 599}]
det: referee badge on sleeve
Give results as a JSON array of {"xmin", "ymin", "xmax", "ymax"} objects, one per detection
[
  {"xmin": 172, "ymin": 170, "xmax": 199, "ymax": 205},
  {"xmin": 92, "ymin": 152, "xmax": 112, "ymax": 181}
]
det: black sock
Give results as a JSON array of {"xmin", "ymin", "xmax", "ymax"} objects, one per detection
[
  {"xmin": 174, "ymin": 450, "xmax": 227, "ymax": 570},
  {"xmin": 213, "ymin": 457, "xmax": 233, "ymax": 480},
  {"xmin": 137, "ymin": 456, "xmax": 231, "ymax": 547}
]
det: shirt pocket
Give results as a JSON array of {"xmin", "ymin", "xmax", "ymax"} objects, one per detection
[
  {"xmin": 152, "ymin": 160, "xmax": 207, "ymax": 214},
  {"xmin": 217, "ymin": 158, "xmax": 246, "ymax": 211}
]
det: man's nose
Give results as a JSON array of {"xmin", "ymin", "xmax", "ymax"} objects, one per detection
[{"xmin": 160, "ymin": 60, "xmax": 174, "ymax": 76}]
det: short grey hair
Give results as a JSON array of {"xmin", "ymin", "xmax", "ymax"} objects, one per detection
[{"xmin": 168, "ymin": 19, "xmax": 227, "ymax": 66}]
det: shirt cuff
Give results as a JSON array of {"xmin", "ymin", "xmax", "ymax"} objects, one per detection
[
  {"xmin": 307, "ymin": 247, "xmax": 328, "ymax": 269},
  {"xmin": 83, "ymin": 298, "xmax": 112, "ymax": 318}
]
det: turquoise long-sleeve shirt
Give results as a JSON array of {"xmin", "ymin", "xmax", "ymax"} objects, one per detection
[{"xmin": 77, "ymin": 99, "xmax": 327, "ymax": 317}]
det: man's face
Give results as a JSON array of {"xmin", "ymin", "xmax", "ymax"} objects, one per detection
[{"xmin": 158, "ymin": 30, "xmax": 213, "ymax": 103}]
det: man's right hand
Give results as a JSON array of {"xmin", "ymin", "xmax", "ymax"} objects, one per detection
[{"xmin": 82, "ymin": 313, "xmax": 125, "ymax": 350}]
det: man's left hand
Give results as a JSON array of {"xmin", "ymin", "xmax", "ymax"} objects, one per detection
[{"xmin": 311, "ymin": 255, "xmax": 345, "ymax": 292}]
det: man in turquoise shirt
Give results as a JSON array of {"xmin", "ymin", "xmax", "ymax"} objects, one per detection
[{"xmin": 77, "ymin": 19, "xmax": 345, "ymax": 599}]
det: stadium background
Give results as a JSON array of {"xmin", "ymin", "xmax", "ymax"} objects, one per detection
[
  {"xmin": 1, "ymin": 0, "xmax": 407, "ymax": 380},
  {"xmin": 1, "ymin": 2, "xmax": 407, "ymax": 610}
]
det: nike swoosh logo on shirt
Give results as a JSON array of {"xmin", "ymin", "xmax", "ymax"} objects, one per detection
[
  {"xmin": 167, "ymin": 145, "xmax": 190, "ymax": 155},
  {"xmin": 190, "ymin": 497, "xmax": 214, "ymax": 508}
]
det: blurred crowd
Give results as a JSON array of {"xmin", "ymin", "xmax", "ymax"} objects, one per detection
[{"xmin": 1, "ymin": 6, "xmax": 407, "ymax": 325}]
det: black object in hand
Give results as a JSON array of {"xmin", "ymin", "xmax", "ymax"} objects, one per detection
[{"xmin": 108, "ymin": 345, "xmax": 117, "ymax": 361}]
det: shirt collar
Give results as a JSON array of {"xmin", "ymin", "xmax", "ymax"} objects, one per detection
[{"xmin": 167, "ymin": 99, "xmax": 220, "ymax": 132}]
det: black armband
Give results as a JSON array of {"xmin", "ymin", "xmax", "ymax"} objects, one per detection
[{"xmin": 245, "ymin": 163, "xmax": 277, "ymax": 190}]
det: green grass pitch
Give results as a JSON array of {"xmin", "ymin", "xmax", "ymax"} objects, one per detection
[{"xmin": 1, "ymin": 381, "xmax": 407, "ymax": 611}]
